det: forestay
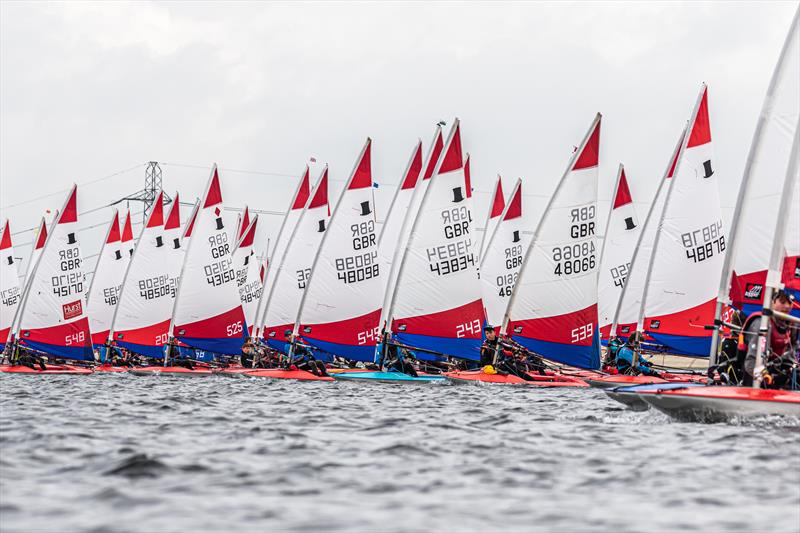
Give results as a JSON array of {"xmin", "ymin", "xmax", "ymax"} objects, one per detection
[
  {"xmin": 503, "ymin": 115, "xmax": 602, "ymax": 370},
  {"xmin": 110, "ymin": 192, "xmax": 176, "ymax": 357},
  {"xmin": 17, "ymin": 185, "xmax": 93, "ymax": 360},
  {"xmin": 262, "ymin": 168, "xmax": 330, "ymax": 352},
  {"xmin": 0, "ymin": 220, "xmax": 22, "ymax": 351},
  {"xmin": 610, "ymin": 130, "xmax": 685, "ymax": 340},
  {"xmin": 86, "ymin": 211, "xmax": 130, "ymax": 347},
  {"xmin": 171, "ymin": 166, "xmax": 246, "ymax": 354},
  {"xmin": 254, "ymin": 167, "xmax": 311, "ymax": 338},
  {"xmin": 390, "ymin": 120, "xmax": 484, "ymax": 360},
  {"xmin": 640, "ymin": 85, "xmax": 726, "ymax": 356},
  {"xmin": 297, "ymin": 139, "xmax": 382, "ymax": 361},
  {"xmin": 597, "ymin": 166, "xmax": 640, "ymax": 339},
  {"xmin": 232, "ymin": 215, "xmax": 262, "ymax": 335},
  {"xmin": 480, "ymin": 179, "xmax": 527, "ymax": 327}
]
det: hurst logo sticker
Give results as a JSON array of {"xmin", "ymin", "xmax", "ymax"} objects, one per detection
[
  {"xmin": 744, "ymin": 283, "xmax": 763, "ymax": 300},
  {"xmin": 62, "ymin": 299, "xmax": 83, "ymax": 320}
]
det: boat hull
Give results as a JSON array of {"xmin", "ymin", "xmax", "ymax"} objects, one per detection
[
  {"xmin": 640, "ymin": 386, "xmax": 800, "ymax": 422},
  {"xmin": 586, "ymin": 375, "xmax": 668, "ymax": 389},
  {"xmin": 93, "ymin": 364, "xmax": 130, "ymax": 373},
  {"xmin": 605, "ymin": 382, "xmax": 706, "ymax": 411},
  {"xmin": 245, "ymin": 369, "xmax": 334, "ymax": 381},
  {"xmin": 332, "ymin": 371, "xmax": 444, "ymax": 383},
  {"xmin": 0, "ymin": 364, "xmax": 93, "ymax": 375},
  {"xmin": 444, "ymin": 370, "xmax": 588, "ymax": 387},
  {"xmin": 128, "ymin": 366, "xmax": 213, "ymax": 377}
]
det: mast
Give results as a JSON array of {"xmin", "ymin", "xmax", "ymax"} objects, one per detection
[
  {"xmin": 752, "ymin": 125, "xmax": 800, "ymax": 387},
  {"xmin": 478, "ymin": 175, "xmax": 504, "ymax": 260},
  {"xmin": 709, "ymin": 8, "xmax": 800, "ymax": 364},
  {"xmin": 597, "ymin": 164, "xmax": 624, "ymax": 268}
]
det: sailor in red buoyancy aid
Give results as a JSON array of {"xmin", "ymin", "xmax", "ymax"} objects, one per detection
[{"xmin": 742, "ymin": 290, "xmax": 798, "ymax": 389}]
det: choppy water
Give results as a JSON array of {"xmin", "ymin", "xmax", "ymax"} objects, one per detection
[{"xmin": 1, "ymin": 374, "xmax": 798, "ymax": 533}]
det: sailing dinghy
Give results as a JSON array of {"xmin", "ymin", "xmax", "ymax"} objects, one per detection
[
  {"xmin": 155, "ymin": 166, "xmax": 246, "ymax": 374},
  {"xmin": 2, "ymin": 185, "xmax": 94, "ymax": 373},
  {"xmin": 0, "ymin": 220, "xmax": 22, "ymax": 353}
]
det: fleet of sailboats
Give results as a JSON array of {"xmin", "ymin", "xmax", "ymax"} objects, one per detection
[{"xmin": 0, "ymin": 7, "xmax": 798, "ymax": 421}]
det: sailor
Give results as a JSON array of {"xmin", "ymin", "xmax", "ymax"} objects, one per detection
[
  {"xmin": 604, "ymin": 335, "xmax": 625, "ymax": 373},
  {"xmin": 480, "ymin": 325, "xmax": 499, "ymax": 367},
  {"xmin": 285, "ymin": 331, "xmax": 328, "ymax": 377},
  {"xmin": 166, "ymin": 338, "xmax": 195, "ymax": 370},
  {"xmin": 383, "ymin": 343, "xmax": 418, "ymax": 377},
  {"xmin": 616, "ymin": 331, "xmax": 660, "ymax": 377},
  {"xmin": 240, "ymin": 340, "xmax": 255, "ymax": 368},
  {"xmin": 709, "ymin": 310, "xmax": 745, "ymax": 385},
  {"xmin": 742, "ymin": 290, "xmax": 797, "ymax": 389}
]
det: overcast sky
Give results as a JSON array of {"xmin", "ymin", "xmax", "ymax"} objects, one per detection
[{"xmin": 1, "ymin": 1, "xmax": 797, "ymax": 277}]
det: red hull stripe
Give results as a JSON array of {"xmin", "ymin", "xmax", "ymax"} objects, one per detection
[
  {"xmin": 174, "ymin": 306, "xmax": 245, "ymax": 340},
  {"xmin": 302, "ymin": 308, "xmax": 381, "ymax": 346},
  {"xmin": 393, "ymin": 299, "xmax": 484, "ymax": 339},
  {"xmin": 113, "ymin": 318, "xmax": 172, "ymax": 346},
  {"xmin": 20, "ymin": 317, "xmax": 91, "ymax": 347},
  {"xmin": 645, "ymin": 298, "xmax": 715, "ymax": 338},
  {"xmin": 508, "ymin": 304, "xmax": 598, "ymax": 345}
]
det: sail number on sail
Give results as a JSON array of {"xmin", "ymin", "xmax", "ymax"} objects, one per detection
[
  {"xmin": 681, "ymin": 219, "xmax": 725, "ymax": 263},
  {"xmin": 54, "ymin": 248, "xmax": 84, "ymax": 297},
  {"xmin": 427, "ymin": 205, "xmax": 476, "ymax": 276},
  {"xmin": 609, "ymin": 262, "xmax": 631, "ymax": 288},
  {"xmin": 335, "ymin": 221, "xmax": 379, "ymax": 284},
  {"xmin": 553, "ymin": 206, "xmax": 597, "ymax": 277},
  {"xmin": 204, "ymin": 233, "xmax": 235, "ymax": 287},
  {"xmin": 138, "ymin": 274, "xmax": 176, "ymax": 300}
]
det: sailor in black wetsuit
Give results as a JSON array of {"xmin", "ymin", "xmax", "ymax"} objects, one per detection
[
  {"xmin": 383, "ymin": 344, "xmax": 418, "ymax": 377},
  {"xmin": 480, "ymin": 326, "xmax": 499, "ymax": 367},
  {"xmin": 286, "ymin": 332, "xmax": 328, "ymax": 377},
  {"xmin": 240, "ymin": 341, "xmax": 255, "ymax": 368}
]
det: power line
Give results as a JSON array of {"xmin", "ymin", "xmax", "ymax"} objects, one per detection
[{"xmin": 0, "ymin": 163, "xmax": 146, "ymax": 210}]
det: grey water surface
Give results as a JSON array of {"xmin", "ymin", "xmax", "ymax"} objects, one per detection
[{"xmin": 1, "ymin": 374, "xmax": 798, "ymax": 533}]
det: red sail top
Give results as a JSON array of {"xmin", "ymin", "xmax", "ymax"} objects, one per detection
[
  {"xmin": 165, "ymin": 193, "xmax": 182, "ymax": 230},
  {"xmin": 687, "ymin": 86, "xmax": 712, "ymax": 148},
  {"xmin": 0, "ymin": 220, "xmax": 11, "ymax": 250},
  {"xmin": 348, "ymin": 138, "xmax": 372, "ymax": 190},
  {"xmin": 503, "ymin": 182, "xmax": 522, "ymax": 221},
  {"xmin": 309, "ymin": 168, "xmax": 329, "ymax": 209},
  {"xmin": 613, "ymin": 168, "xmax": 633, "ymax": 209},
  {"xmin": 401, "ymin": 141, "xmax": 423, "ymax": 190},
  {"xmin": 572, "ymin": 117, "xmax": 601, "ymax": 171},
  {"xmin": 438, "ymin": 121, "xmax": 463, "ymax": 175},
  {"xmin": 490, "ymin": 177, "xmax": 505, "ymax": 219},
  {"xmin": 146, "ymin": 190, "xmax": 165, "ymax": 228},
  {"xmin": 105, "ymin": 212, "xmax": 121, "ymax": 243}
]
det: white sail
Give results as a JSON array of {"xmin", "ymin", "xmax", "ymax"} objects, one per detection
[
  {"xmin": 254, "ymin": 167, "xmax": 311, "ymax": 337},
  {"xmin": 480, "ymin": 179, "xmax": 527, "ymax": 327},
  {"xmin": 171, "ymin": 166, "xmax": 246, "ymax": 355},
  {"xmin": 86, "ymin": 210, "xmax": 129, "ymax": 347},
  {"xmin": 597, "ymin": 165, "xmax": 640, "ymax": 339},
  {"xmin": 713, "ymin": 9, "xmax": 800, "ymax": 320},
  {"xmin": 640, "ymin": 85, "xmax": 726, "ymax": 356},
  {"xmin": 503, "ymin": 114, "xmax": 602, "ymax": 369},
  {"xmin": 296, "ymin": 139, "xmax": 382, "ymax": 361},
  {"xmin": 17, "ymin": 185, "xmax": 93, "ymax": 360},
  {"xmin": 610, "ymin": 129, "xmax": 685, "ymax": 339},
  {"xmin": 262, "ymin": 168, "xmax": 330, "ymax": 352},
  {"xmin": 389, "ymin": 120, "xmax": 484, "ymax": 360},
  {"xmin": 232, "ymin": 215, "xmax": 262, "ymax": 336}
]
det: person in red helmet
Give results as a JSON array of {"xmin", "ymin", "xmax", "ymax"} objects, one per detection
[{"xmin": 742, "ymin": 290, "xmax": 798, "ymax": 389}]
